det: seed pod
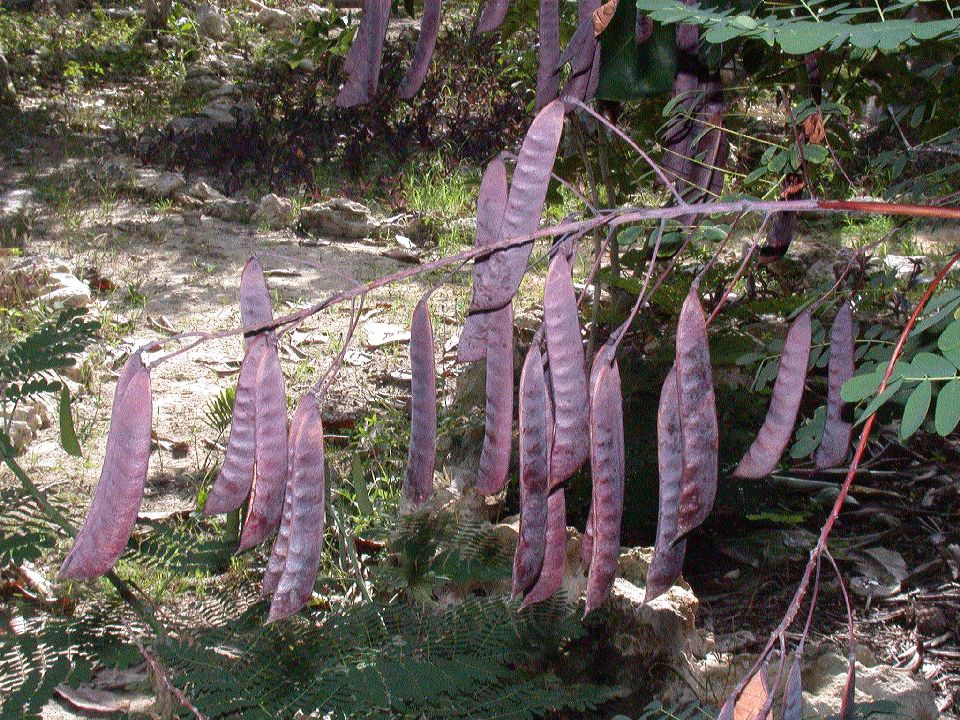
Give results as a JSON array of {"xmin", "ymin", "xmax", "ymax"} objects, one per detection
[
  {"xmin": 535, "ymin": 0, "xmax": 560, "ymax": 109},
  {"xmin": 403, "ymin": 297, "xmax": 437, "ymax": 509},
  {"xmin": 268, "ymin": 394, "xmax": 326, "ymax": 623},
  {"xmin": 469, "ymin": 101, "xmax": 565, "ymax": 313},
  {"xmin": 476, "ymin": 303, "xmax": 514, "ymax": 495},
  {"xmin": 645, "ymin": 365, "xmax": 686, "ymax": 603},
  {"xmin": 673, "ymin": 286, "xmax": 719, "ymax": 543},
  {"xmin": 816, "ymin": 301, "xmax": 854, "ymax": 469},
  {"xmin": 783, "ymin": 649, "xmax": 804, "ymax": 720},
  {"xmin": 205, "ymin": 338, "xmax": 267, "ymax": 515},
  {"xmin": 263, "ymin": 397, "xmax": 311, "ymax": 596},
  {"xmin": 580, "ymin": 340, "xmax": 616, "ymax": 569},
  {"xmin": 459, "ymin": 158, "xmax": 509, "ymax": 363},
  {"xmin": 734, "ymin": 311, "xmax": 812, "ymax": 479},
  {"xmin": 545, "ymin": 242, "xmax": 589, "ymax": 488},
  {"xmin": 397, "ymin": 0, "xmax": 442, "ymax": 100},
  {"xmin": 584, "ymin": 356, "xmax": 624, "ymax": 616},
  {"xmin": 760, "ymin": 211, "xmax": 797, "ymax": 263},
  {"xmin": 476, "ymin": 0, "xmax": 509, "ymax": 33},
  {"xmin": 239, "ymin": 340, "xmax": 289, "ymax": 550},
  {"xmin": 521, "ymin": 486, "xmax": 566, "ymax": 608},
  {"xmin": 59, "ymin": 354, "xmax": 152, "ymax": 580},
  {"xmin": 839, "ymin": 654, "xmax": 856, "ymax": 720},
  {"xmin": 512, "ymin": 342, "xmax": 551, "ymax": 597},
  {"xmin": 240, "ymin": 257, "xmax": 274, "ymax": 348},
  {"xmin": 560, "ymin": 0, "xmax": 600, "ymax": 101},
  {"xmin": 336, "ymin": 0, "xmax": 390, "ymax": 107},
  {"xmin": 735, "ymin": 670, "xmax": 773, "ymax": 720}
]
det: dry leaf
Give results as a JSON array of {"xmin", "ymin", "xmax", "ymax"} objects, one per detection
[{"xmin": 592, "ymin": 0, "xmax": 618, "ymax": 36}]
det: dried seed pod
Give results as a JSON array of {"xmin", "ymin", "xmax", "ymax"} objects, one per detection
[
  {"xmin": 205, "ymin": 338, "xmax": 267, "ymax": 515},
  {"xmin": 645, "ymin": 365, "xmax": 686, "ymax": 603},
  {"xmin": 239, "ymin": 340, "xmax": 289, "ymax": 550},
  {"xmin": 397, "ymin": 0, "xmax": 442, "ymax": 99},
  {"xmin": 535, "ymin": 0, "xmax": 560, "ymax": 109},
  {"xmin": 545, "ymin": 242, "xmax": 589, "ymax": 488},
  {"xmin": 403, "ymin": 297, "xmax": 437, "ymax": 509},
  {"xmin": 336, "ymin": 0, "xmax": 390, "ymax": 107},
  {"xmin": 839, "ymin": 654, "xmax": 856, "ymax": 720},
  {"xmin": 560, "ymin": 0, "xmax": 600, "ymax": 101},
  {"xmin": 268, "ymin": 394, "xmax": 326, "ymax": 623},
  {"xmin": 476, "ymin": 303, "xmax": 514, "ymax": 495},
  {"xmin": 674, "ymin": 285, "xmax": 719, "ymax": 543},
  {"xmin": 59, "ymin": 354, "xmax": 152, "ymax": 579},
  {"xmin": 521, "ymin": 487, "xmax": 566, "ymax": 608},
  {"xmin": 512, "ymin": 342, "xmax": 551, "ymax": 597},
  {"xmin": 580, "ymin": 504, "xmax": 595, "ymax": 570},
  {"xmin": 469, "ymin": 101, "xmax": 565, "ymax": 313},
  {"xmin": 476, "ymin": 0, "xmax": 509, "ymax": 33},
  {"xmin": 760, "ymin": 210, "xmax": 797, "ymax": 263},
  {"xmin": 584, "ymin": 356, "xmax": 624, "ymax": 615},
  {"xmin": 240, "ymin": 257, "xmax": 274, "ymax": 347},
  {"xmin": 459, "ymin": 158, "xmax": 509, "ymax": 363},
  {"xmin": 735, "ymin": 670, "xmax": 773, "ymax": 720},
  {"xmin": 783, "ymin": 649, "xmax": 804, "ymax": 720},
  {"xmin": 580, "ymin": 341, "xmax": 616, "ymax": 569},
  {"xmin": 816, "ymin": 301, "xmax": 854, "ymax": 469},
  {"xmin": 734, "ymin": 311, "xmax": 812, "ymax": 479},
  {"xmin": 263, "ymin": 398, "xmax": 311, "ymax": 596}
]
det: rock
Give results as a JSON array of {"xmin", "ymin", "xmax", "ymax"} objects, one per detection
[
  {"xmin": 205, "ymin": 82, "xmax": 239, "ymax": 100},
  {"xmin": 199, "ymin": 101, "xmax": 238, "ymax": 128},
  {"xmin": 883, "ymin": 254, "xmax": 925, "ymax": 280},
  {"xmin": 257, "ymin": 6, "xmax": 294, "ymax": 30},
  {"xmin": 182, "ymin": 180, "xmax": 225, "ymax": 202},
  {"xmin": 41, "ymin": 272, "xmax": 92, "ymax": 308},
  {"xmin": 204, "ymin": 198, "xmax": 255, "ymax": 223},
  {"xmin": 299, "ymin": 198, "xmax": 376, "ymax": 240},
  {"xmin": 0, "ymin": 188, "xmax": 36, "ymax": 216},
  {"xmin": 196, "ymin": 4, "xmax": 229, "ymax": 39},
  {"xmin": 135, "ymin": 169, "xmax": 186, "ymax": 199},
  {"xmin": 252, "ymin": 193, "xmax": 294, "ymax": 229},
  {"xmin": 8, "ymin": 420, "xmax": 32, "ymax": 451},
  {"xmin": 185, "ymin": 72, "xmax": 222, "ymax": 95},
  {"xmin": 800, "ymin": 648, "xmax": 939, "ymax": 720}
]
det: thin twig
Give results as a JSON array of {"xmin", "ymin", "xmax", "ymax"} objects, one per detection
[{"xmin": 126, "ymin": 622, "xmax": 209, "ymax": 720}]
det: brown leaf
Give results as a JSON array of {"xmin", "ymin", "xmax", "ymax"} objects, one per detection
[
  {"xmin": 592, "ymin": 0, "xmax": 618, "ymax": 36},
  {"xmin": 734, "ymin": 670, "xmax": 773, "ymax": 720}
]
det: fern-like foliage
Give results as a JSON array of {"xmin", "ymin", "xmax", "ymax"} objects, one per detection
[
  {"xmin": 159, "ymin": 594, "xmax": 613, "ymax": 720},
  {"xmin": 202, "ymin": 384, "xmax": 236, "ymax": 437},
  {"xmin": 0, "ymin": 307, "xmax": 99, "ymax": 407},
  {"xmin": 0, "ymin": 485, "xmax": 69, "ymax": 565},
  {"xmin": 0, "ymin": 601, "xmax": 144, "ymax": 720},
  {"xmin": 636, "ymin": 0, "xmax": 960, "ymax": 55}
]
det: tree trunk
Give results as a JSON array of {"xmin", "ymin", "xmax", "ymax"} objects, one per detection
[
  {"xmin": 143, "ymin": 0, "xmax": 172, "ymax": 32},
  {"xmin": 0, "ymin": 45, "xmax": 16, "ymax": 109}
]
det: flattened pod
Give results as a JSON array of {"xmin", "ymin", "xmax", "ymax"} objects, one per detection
[
  {"xmin": 469, "ymin": 101, "xmax": 565, "ymax": 313},
  {"xmin": 521, "ymin": 487, "xmax": 566, "ymax": 607},
  {"xmin": 545, "ymin": 242, "xmax": 589, "ymax": 487},
  {"xmin": 268, "ymin": 394, "xmax": 326, "ymax": 623},
  {"xmin": 239, "ymin": 341, "xmax": 289, "ymax": 550},
  {"xmin": 674, "ymin": 286, "xmax": 719, "ymax": 543},
  {"xmin": 535, "ymin": 0, "xmax": 561, "ymax": 109},
  {"xmin": 263, "ymin": 398, "xmax": 310, "ymax": 596},
  {"xmin": 205, "ymin": 338, "xmax": 267, "ymax": 515},
  {"xmin": 580, "ymin": 340, "xmax": 616, "ymax": 569},
  {"xmin": 734, "ymin": 311, "xmax": 812, "ymax": 479},
  {"xmin": 645, "ymin": 365, "xmax": 686, "ymax": 603},
  {"xmin": 761, "ymin": 211, "xmax": 797, "ymax": 263},
  {"xmin": 476, "ymin": 0, "xmax": 509, "ymax": 33},
  {"xmin": 397, "ymin": 0, "xmax": 442, "ymax": 100},
  {"xmin": 59, "ymin": 355, "xmax": 152, "ymax": 579},
  {"xmin": 584, "ymin": 357, "xmax": 624, "ymax": 615},
  {"xmin": 816, "ymin": 301, "xmax": 854, "ymax": 469},
  {"xmin": 783, "ymin": 650, "xmax": 804, "ymax": 720},
  {"xmin": 734, "ymin": 670, "xmax": 773, "ymax": 720},
  {"xmin": 476, "ymin": 304, "xmax": 515, "ymax": 495},
  {"xmin": 403, "ymin": 298, "xmax": 437, "ymax": 509},
  {"xmin": 459, "ymin": 157, "xmax": 509, "ymax": 363},
  {"xmin": 240, "ymin": 257, "xmax": 274, "ymax": 347},
  {"xmin": 512, "ymin": 343, "xmax": 551, "ymax": 597},
  {"xmin": 336, "ymin": 0, "xmax": 389, "ymax": 107}
]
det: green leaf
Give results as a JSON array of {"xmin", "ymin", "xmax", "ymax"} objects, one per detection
[
  {"xmin": 352, "ymin": 459, "xmax": 373, "ymax": 516},
  {"xmin": 934, "ymin": 379, "xmax": 960, "ymax": 436},
  {"xmin": 803, "ymin": 144, "xmax": 829, "ymax": 164},
  {"xmin": 597, "ymin": 3, "xmax": 677, "ymax": 102},
  {"xmin": 910, "ymin": 352, "xmax": 957, "ymax": 379},
  {"xmin": 900, "ymin": 379, "xmax": 931, "ymax": 440},
  {"xmin": 937, "ymin": 320, "xmax": 960, "ymax": 368},
  {"xmin": 777, "ymin": 22, "xmax": 841, "ymax": 54},
  {"xmin": 841, "ymin": 371, "xmax": 881, "ymax": 403},
  {"xmin": 855, "ymin": 377, "xmax": 903, "ymax": 426},
  {"xmin": 58, "ymin": 387, "xmax": 83, "ymax": 457}
]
